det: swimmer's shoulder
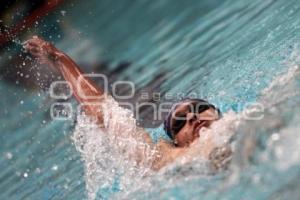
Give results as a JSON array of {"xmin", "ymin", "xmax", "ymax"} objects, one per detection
[{"xmin": 151, "ymin": 139, "xmax": 186, "ymax": 170}]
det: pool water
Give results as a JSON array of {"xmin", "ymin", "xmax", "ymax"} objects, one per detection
[{"xmin": 1, "ymin": 0, "xmax": 300, "ymax": 199}]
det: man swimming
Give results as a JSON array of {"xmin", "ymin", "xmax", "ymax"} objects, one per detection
[{"xmin": 24, "ymin": 36, "xmax": 222, "ymax": 170}]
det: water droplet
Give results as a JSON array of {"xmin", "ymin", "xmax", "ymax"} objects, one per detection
[
  {"xmin": 23, "ymin": 173, "xmax": 28, "ymax": 178},
  {"xmin": 20, "ymin": 100, "xmax": 24, "ymax": 105},
  {"xmin": 271, "ymin": 133, "xmax": 280, "ymax": 141},
  {"xmin": 61, "ymin": 10, "xmax": 66, "ymax": 16},
  {"xmin": 35, "ymin": 168, "xmax": 41, "ymax": 174},
  {"xmin": 52, "ymin": 165, "xmax": 58, "ymax": 171}
]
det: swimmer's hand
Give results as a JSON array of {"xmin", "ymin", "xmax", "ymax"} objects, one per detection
[{"xmin": 23, "ymin": 36, "xmax": 59, "ymax": 64}]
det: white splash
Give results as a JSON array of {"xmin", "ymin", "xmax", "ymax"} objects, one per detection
[
  {"xmin": 261, "ymin": 65, "xmax": 300, "ymax": 107},
  {"xmin": 72, "ymin": 96, "xmax": 157, "ymax": 199}
]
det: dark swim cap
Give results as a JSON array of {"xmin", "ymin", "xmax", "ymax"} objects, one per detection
[{"xmin": 163, "ymin": 98, "xmax": 221, "ymax": 140}]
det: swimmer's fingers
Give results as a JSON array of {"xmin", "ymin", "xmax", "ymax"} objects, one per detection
[
  {"xmin": 26, "ymin": 35, "xmax": 44, "ymax": 44},
  {"xmin": 24, "ymin": 36, "xmax": 52, "ymax": 51},
  {"xmin": 24, "ymin": 38, "xmax": 40, "ymax": 47},
  {"xmin": 24, "ymin": 43, "xmax": 43, "ymax": 55},
  {"xmin": 24, "ymin": 41, "xmax": 51, "ymax": 55},
  {"xmin": 26, "ymin": 40, "xmax": 45, "ymax": 48},
  {"xmin": 24, "ymin": 42, "xmax": 39, "ymax": 49},
  {"xmin": 24, "ymin": 44, "xmax": 49, "ymax": 64},
  {"xmin": 24, "ymin": 40, "xmax": 45, "ymax": 51},
  {"xmin": 24, "ymin": 36, "xmax": 58, "ymax": 64}
]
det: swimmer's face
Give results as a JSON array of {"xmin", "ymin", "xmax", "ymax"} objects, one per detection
[{"xmin": 170, "ymin": 102, "xmax": 220, "ymax": 147}]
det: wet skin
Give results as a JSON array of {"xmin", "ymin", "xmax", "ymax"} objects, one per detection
[{"xmin": 170, "ymin": 102, "xmax": 220, "ymax": 147}]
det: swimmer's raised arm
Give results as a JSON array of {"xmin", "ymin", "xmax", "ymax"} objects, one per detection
[
  {"xmin": 24, "ymin": 36, "xmax": 105, "ymax": 124},
  {"xmin": 24, "ymin": 36, "xmax": 177, "ymax": 170}
]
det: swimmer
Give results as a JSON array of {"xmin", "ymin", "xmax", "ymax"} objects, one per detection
[{"xmin": 24, "ymin": 36, "xmax": 222, "ymax": 170}]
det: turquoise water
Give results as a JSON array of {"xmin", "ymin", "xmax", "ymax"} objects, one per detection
[{"xmin": 1, "ymin": 0, "xmax": 300, "ymax": 199}]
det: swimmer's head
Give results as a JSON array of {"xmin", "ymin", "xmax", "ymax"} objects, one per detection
[{"xmin": 163, "ymin": 98, "xmax": 221, "ymax": 147}]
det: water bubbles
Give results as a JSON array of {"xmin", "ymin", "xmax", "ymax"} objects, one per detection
[
  {"xmin": 23, "ymin": 173, "xmax": 28, "ymax": 178},
  {"xmin": 20, "ymin": 100, "xmax": 24, "ymax": 105}
]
